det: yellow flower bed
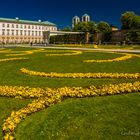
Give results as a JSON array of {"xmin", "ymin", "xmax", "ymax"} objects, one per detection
[
  {"xmin": 5, "ymin": 48, "xmax": 45, "ymax": 56},
  {"xmin": 0, "ymin": 48, "xmax": 82, "ymax": 57},
  {"xmin": 6, "ymin": 51, "xmax": 33, "ymax": 56},
  {"xmin": 3, "ymin": 95, "xmax": 62, "ymax": 140},
  {"xmin": 20, "ymin": 68, "xmax": 140, "ymax": 79},
  {"xmin": 0, "ymin": 57, "xmax": 28, "ymax": 62},
  {"xmin": 0, "ymin": 48, "xmax": 45, "ymax": 58},
  {"xmin": 1, "ymin": 81, "xmax": 140, "ymax": 139},
  {"xmin": 45, "ymin": 50, "xmax": 82, "ymax": 56},
  {"xmin": 55, "ymin": 44, "xmax": 82, "ymax": 47},
  {"xmin": 0, "ymin": 82, "xmax": 140, "ymax": 100},
  {"xmin": 83, "ymin": 52, "xmax": 140, "ymax": 63},
  {"xmin": 0, "ymin": 86, "xmax": 49, "ymax": 98},
  {"xmin": 84, "ymin": 54, "xmax": 133, "ymax": 63},
  {"xmin": 0, "ymin": 49, "xmax": 11, "ymax": 54},
  {"xmin": 0, "ymin": 48, "xmax": 140, "ymax": 139}
]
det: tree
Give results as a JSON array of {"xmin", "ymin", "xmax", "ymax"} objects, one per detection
[
  {"xmin": 96, "ymin": 21, "xmax": 111, "ymax": 33},
  {"xmin": 131, "ymin": 15, "xmax": 140, "ymax": 29},
  {"xmin": 72, "ymin": 21, "xmax": 96, "ymax": 33},
  {"xmin": 96, "ymin": 21, "xmax": 112, "ymax": 41},
  {"xmin": 126, "ymin": 31, "xmax": 140, "ymax": 42},
  {"xmin": 61, "ymin": 26, "xmax": 71, "ymax": 31},
  {"xmin": 121, "ymin": 11, "xmax": 140, "ymax": 29}
]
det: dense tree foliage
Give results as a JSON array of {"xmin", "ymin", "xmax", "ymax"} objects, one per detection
[
  {"xmin": 96, "ymin": 21, "xmax": 112, "ymax": 42},
  {"xmin": 126, "ymin": 31, "xmax": 140, "ymax": 42},
  {"xmin": 72, "ymin": 21, "xmax": 96, "ymax": 33},
  {"xmin": 96, "ymin": 21, "xmax": 111, "ymax": 33},
  {"xmin": 121, "ymin": 11, "xmax": 140, "ymax": 29},
  {"xmin": 61, "ymin": 26, "xmax": 71, "ymax": 31}
]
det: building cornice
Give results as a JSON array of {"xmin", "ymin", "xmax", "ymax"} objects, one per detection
[{"xmin": 0, "ymin": 17, "xmax": 56, "ymax": 26}]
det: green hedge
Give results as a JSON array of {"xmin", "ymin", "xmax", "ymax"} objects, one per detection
[{"xmin": 50, "ymin": 34, "xmax": 86, "ymax": 44}]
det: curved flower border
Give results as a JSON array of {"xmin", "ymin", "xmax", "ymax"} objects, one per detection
[
  {"xmin": 45, "ymin": 50, "xmax": 82, "ymax": 56},
  {"xmin": 83, "ymin": 53, "xmax": 140, "ymax": 63},
  {"xmin": 5, "ymin": 48, "xmax": 45, "ymax": 56},
  {"xmin": 0, "ymin": 48, "xmax": 140, "ymax": 139},
  {"xmin": 6, "ymin": 51, "xmax": 33, "ymax": 56},
  {"xmin": 0, "ymin": 58, "xmax": 28, "ymax": 62},
  {"xmin": 20, "ymin": 68, "xmax": 140, "ymax": 79},
  {"xmin": 1, "ymin": 81, "xmax": 140, "ymax": 139}
]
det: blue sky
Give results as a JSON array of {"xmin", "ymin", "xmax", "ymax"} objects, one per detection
[{"xmin": 0, "ymin": 0, "xmax": 140, "ymax": 29}]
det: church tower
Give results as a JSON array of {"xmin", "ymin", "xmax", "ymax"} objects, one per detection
[
  {"xmin": 82, "ymin": 14, "xmax": 90, "ymax": 22},
  {"xmin": 72, "ymin": 16, "xmax": 80, "ymax": 28}
]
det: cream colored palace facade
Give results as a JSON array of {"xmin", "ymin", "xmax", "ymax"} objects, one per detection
[{"xmin": 0, "ymin": 17, "xmax": 57, "ymax": 44}]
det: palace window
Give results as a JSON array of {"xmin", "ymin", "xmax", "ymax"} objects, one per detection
[
  {"xmin": 16, "ymin": 30, "xmax": 18, "ymax": 35},
  {"xmin": 24, "ymin": 31, "xmax": 26, "ymax": 35},
  {"xmin": 20, "ymin": 30, "xmax": 23, "ymax": 35},
  {"xmin": 16, "ymin": 24, "xmax": 18, "ymax": 28},
  {"xmin": 7, "ymin": 24, "xmax": 10, "ymax": 28},
  {"xmin": 2, "ymin": 24, "xmax": 5, "ymax": 27},
  {"xmin": 12, "ymin": 30, "xmax": 14, "ymax": 35},
  {"xmin": 2, "ymin": 29, "xmax": 5, "ymax": 35},
  {"xmin": 39, "ymin": 31, "xmax": 41, "ymax": 36},
  {"xmin": 7, "ymin": 29, "xmax": 10, "ymax": 35},
  {"xmin": 28, "ymin": 31, "xmax": 30, "ymax": 36},
  {"xmin": 12, "ymin": 24, "xmax": 14, "ymax": 28},
  {"xmin": 36, "ymin": 31, "xmax": 38, "ymax": 36}
]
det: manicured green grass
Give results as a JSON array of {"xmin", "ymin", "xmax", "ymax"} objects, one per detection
[
  {"xmin": 0, "ymin": 48, "xmax": 139, "ymax": 87},
  {"xmin": 0, "ymin": 47, "xmax": 140, "ymax": 139},
  {"xmin": 0, "ymin": 97, "xmax": 31, "ymax": 138},
  {"xmin": 15, "ymin": 93, "xmax": 140, "ymax": 140}
]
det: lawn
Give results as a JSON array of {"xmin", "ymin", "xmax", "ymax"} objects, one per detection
[{"xmin": 0, "ymin": 46, "xmax": 140, "ymax": 140}]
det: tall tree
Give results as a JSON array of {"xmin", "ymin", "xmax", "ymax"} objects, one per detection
[
  {"xmin": 131, "ymin": 15, "xmax": 140, "ymax": 29},
  {"xmin": 121, "ymin": 11, "xmax": 140, "ymax": 29},
  {"xmin": 72, "ymin": 21, "xmax": 96, "ymax": 33},
  {"xmin": 96, "ymin": 21, "xmax": 111, "ymax": 33},
  {"xmin": 96, "ymin": 21, "xmax": 112, "ymax": 42}
]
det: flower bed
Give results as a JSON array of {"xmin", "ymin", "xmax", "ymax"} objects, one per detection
[
  {"xmin": 0, "ymin": 57, "xmax": 28, "ymax": 62},
  {"xmin": 45, "ymin": 50, "xmax": 82, "ymax": 56},
  {"xmin": 83, "ymin": 53, "xmax": 140, "ymax": 63},
  {"xmin": 20, "ymin": 68, "xmax": 140, "ymax": 79},
  {"xmin": 1, "ymin": 81, "xmax": 140, "ymax": 139},
  {"xmin": 0, "ymin": 48, "xmax": 140, "ymax": 140}
]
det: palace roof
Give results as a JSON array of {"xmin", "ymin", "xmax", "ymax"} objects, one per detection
[{"xmin": 0, "ymin": 17, "xmax": 56, "ymax": 26}]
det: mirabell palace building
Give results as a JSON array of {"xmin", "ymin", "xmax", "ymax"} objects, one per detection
[{"xmin": 0, "ymin": 17, "xmax": 57, "ymax": 44}]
